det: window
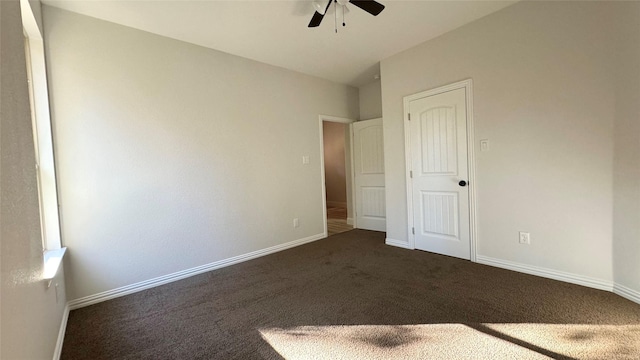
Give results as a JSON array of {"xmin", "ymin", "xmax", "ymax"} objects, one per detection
[{"xmin": 21, "ymin": 0, "xmax": 66, "ymax": 280}]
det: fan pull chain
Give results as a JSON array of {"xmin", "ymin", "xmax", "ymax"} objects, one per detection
[
  {"xmin": 343, "ymin": 5, "xmax": 346, "ymax": 27},
  {"xmin": 334, "ymin": 0, "xmax": 337, "ymax": 33}
]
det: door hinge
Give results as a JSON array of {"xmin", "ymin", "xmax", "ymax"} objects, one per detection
[
  {"xmin": 408, "ymin": 113, "xmax": 411, "ymax": 121},
  {"xmin": 409, "ymin": 170, "xmax": 413, "ymax": 178},
  {"xmin": 412, "ymin": 227, "xmax": 415, "ymax": 235}
]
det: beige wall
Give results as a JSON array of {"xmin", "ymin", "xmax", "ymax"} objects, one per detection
[
  {"xmin": 612, "ymin": 2, "xmax": 640, "ymax": 293},
  {"xmin": 381, "ymin": 1, "xmax": 619, "ymax": 283},
  {"xmin": 28, "ymin": 0, "xmax": 43, "ymax": 30},
  {"xmin": 28, "ymin": 0, "xmax": 639, "ymax": 316},
  {"xmin": 1, "ymin": 1, "xmax": 67, "ymax": 358},
  {"xmin": 359, "ymin": 79, "xmax": 382, "ymax": 120},
  {"xmin": 43, "ymin": 6, "xmax": 359, "ymax": 301},
  {"xmin": 323, "ymin": 121, "xmax": 348, "ymax": 207}
]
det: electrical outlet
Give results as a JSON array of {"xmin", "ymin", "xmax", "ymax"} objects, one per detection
[
  {"xmin": 519, "ymin": 231, "xmax": 530, "ymax": 245},
  {"xmin": 293, "ymin": 218, "xmax": 299, "ymax": 228},
  {"xmin": 302, "ymin": 156, "xmax": 309, "ymax": 165}
]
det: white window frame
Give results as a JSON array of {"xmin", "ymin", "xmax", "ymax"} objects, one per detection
[{"xmin": 21, "ymin": 0, "xmax": 66, "ymax": 280}]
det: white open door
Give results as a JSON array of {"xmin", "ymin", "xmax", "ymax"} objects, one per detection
[
  {"xmin": 407, "ymin": 87, "xmax": 471, "ymax": 259},
  {"xmin": 352, "ymin": 118, "xmax": 386, "ymax": 232}
]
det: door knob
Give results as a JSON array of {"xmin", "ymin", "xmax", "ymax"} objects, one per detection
[{"xmin": 459, "ymin": 180, "xmax": 467, "ymax": 187}]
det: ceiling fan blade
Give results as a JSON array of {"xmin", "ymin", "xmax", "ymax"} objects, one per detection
[
  {"xmin": 308, "ymin": 0, "xmax": 333, "ymax": 27},
  {"xmin": 349, "ymin": 0, "xmax": 385, "ymax": 16},
  {"xmin": 308, "ymin": 12, "xmax": 325, "ymax": 28}
]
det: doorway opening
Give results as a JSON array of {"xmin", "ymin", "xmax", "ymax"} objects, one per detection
[{"xmin": 319, "ymin": 116, "xmax": 355, "ymax": 237}]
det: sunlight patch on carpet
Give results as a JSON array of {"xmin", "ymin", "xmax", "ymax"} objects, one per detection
[{"xmin": 259, "ymin": 324, "xmax": 640, "ymax": 360}]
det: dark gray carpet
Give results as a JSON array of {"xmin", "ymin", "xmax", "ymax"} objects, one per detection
[{"xmin": 61, "ymin": 230, "xmax": 640, "ymax": 359}]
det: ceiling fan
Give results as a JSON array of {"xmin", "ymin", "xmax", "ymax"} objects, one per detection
[{"xmin": 308, "ymin": 0, "xmax": 385, "ymax": 28}]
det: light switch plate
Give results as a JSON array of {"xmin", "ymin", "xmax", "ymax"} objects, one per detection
[{"xmin": 480, "ymin": 139, "xmax": 489, "ymax": 152}]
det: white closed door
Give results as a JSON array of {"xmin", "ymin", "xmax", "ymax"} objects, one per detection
[
  {"xmin": 409, "ymin": 88, "xmax": 470, "ymax": 259},
  {"xmin": 352, "ymin": 118, "xmax": 386, "ymax": 232}
]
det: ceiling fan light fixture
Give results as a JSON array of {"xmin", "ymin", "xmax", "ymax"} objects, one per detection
[
  {"xmin": 336, "ymin": 0, "xmax": 349, "ymax": 6},
  {"xmin": 313, "ymin": 0, "xmax": 327, "ymax": 15}
]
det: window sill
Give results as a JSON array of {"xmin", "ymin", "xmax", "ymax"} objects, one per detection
[{"xmin": 43, "ymin": 247, "xmax": 67, "ymax": 281}]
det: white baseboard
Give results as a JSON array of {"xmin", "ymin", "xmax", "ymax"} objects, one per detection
[
  {"xmin": 67, "ymin": 233, "xmax": 326, "ymax": 310},
  {"xmin": 346, "ymin": 217, "xmax": 354, "ymax": 225},
  {"xmin": 385, "ymin": 238, "xmax": 413, "ymax": 249},
  {"xmin": 54, "ymin": 240, "xmax": 640, "ymax": 358},
  {"xmin": 476, "ymin": 255, "xmax": 614, "ymax": 291},
  {"xmin": 614, "ymin": 283, "xmax": 640, "ymax": 305},
  {"xmin": 53, "ymin": 304, "xmax": 70, "ymax": 360},
  {"xmin": 326, "ymin": 201, "xmax": 347, "ymax": 208}
]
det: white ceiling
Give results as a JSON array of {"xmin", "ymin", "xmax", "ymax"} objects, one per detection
[{"xmin": 42, "ymin": 0, "xmax": 517, "ymax": 87}]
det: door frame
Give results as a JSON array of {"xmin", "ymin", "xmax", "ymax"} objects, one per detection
[
  {"xmin": 402, "ymin": 79, "xmax": 478, "ymax": 261},
  {"xmin": 318, "ymin": 115, "xmax": 356, "ymax": 237}
]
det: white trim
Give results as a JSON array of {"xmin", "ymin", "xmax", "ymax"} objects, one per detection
[
  {"xmin": 53, "ymin": 304, "xmax": 70, "ymax": 360},
  {"xmin": 385, "ymin": 238, "xmax": 413, "ymax": 249},
  {"xmin": 319, "ymin": 119, "xmax": 328, "ymax": 237},
  {"xmin": 402, "ymin": 79, "xmax": 477, "ymax": 260},
  {"xmin": 465, "ymin": 83, "xmax": 478, "ymax": 262},
  {"xmin": 476, "ymin": 255, "xmax": 613, "ymax": 291},
  {"xmin": 43, "ymin": 247, "xmax": 67, "ymax": 280},
  {"xmin": 614, "ymin": 283, "xmax": 640, "ymax": 305},
  {"xmin": 20, "ymin": 0, "xmax": 42, "ymax": 39},
  {"xmin": 318, "ymin": 115, "xmax": 356, "ymax": 236},
  {"xmin": 68, "ymin": 232, "xmax": 326, "ymax": 310},
  {"xmin": 319, "ymin": 115, "xmax": 354, "ymax": 123},
  {"xmin": 403, "ymin": 101, "xmax": 414, "ymax": 248},
  {"xmin": 349, "ymin": 124, "xmax": 357, "ymax": 229}
]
